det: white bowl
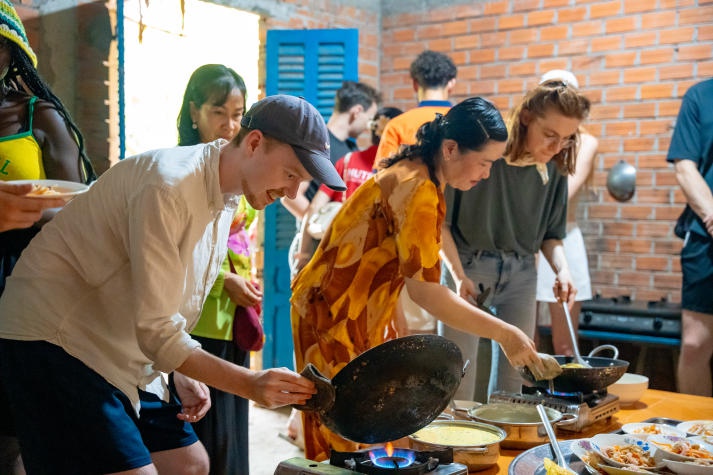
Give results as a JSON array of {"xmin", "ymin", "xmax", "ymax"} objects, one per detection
[
  {"xmin": 571, "ymin": 438, "xmax": 603, "ymax": 474},
  {"xmin": 597, "ymin": 463, "xmax": 656, "ymax": 474},
  {"xmin": 590, "ymin": 433, "xmax": 663, "ymax": 470},
  {"xmin": 692, "ymin": 436, "xmax": 713, "ymax": 446},
  {"xmin": 664, "ymin": 458, "xmax": 713, "ymax": 475},
  {"xmin": 648, "ymin": 434, "xmax": 713, "ymax": 464},
  {"xmin": 621, "ymin": 422, "xmax": 688, "ymax": 439},
  {"xmin": 677, "ymin": 420, "xmax": 713, "ymax": 437},
  {"xmin": 608, "ymin": 373, "xmax": 649, "ymax": 406}
]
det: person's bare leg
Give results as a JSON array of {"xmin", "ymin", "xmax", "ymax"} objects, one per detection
[
  {"xmin": 677, "ymin": 309, "xmax": 713, "ymax": 396},
  {"xmin": 286, "ymin": 408, "xmax": 306, "ymax": 449},
  {"xmin": 548, "ymin": 301, "xmax": 581, "ymax": 356},
  {"xmin": 151, "ymin": 441, "xmax": 209, "ymax": 475}
]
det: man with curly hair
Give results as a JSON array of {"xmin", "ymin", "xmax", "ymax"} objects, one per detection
[{"xmin": 373, "ymin": 50, "xmax": 457, "ymax": 167}]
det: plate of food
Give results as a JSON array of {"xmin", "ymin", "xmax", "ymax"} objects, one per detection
[
  {"xmin": 664, "ymin": 457, "xmax": 713, "ymax": 475},
  {"xmin": 596, "ymin": 464, "xmax": 656, "ymax": 474},
  {"xmin": 692, "ymin": 436, "xmax": 713, "ymax": 446},
  {"xmin": 570, "ymin": 438, "xmax": 605, "ymax": 474},
  {"xmin": 621, "ymin": 422, "xmax": 688, "ymax": 439},
  {"xmin": 677, "ymin": 420, "xmax": 713, "ymax": 437},
  {"xmin": 648, "ymin": 434, "xmax": 713, "ymax": 463},
  {"xmin": 590, "ymin": 434, "xmax": 664, "ymax": 470},
  {"xmin": 508, "ymin": 439, "xmax": 593, "ymax": 474},
  {"xmin": 9, "ymin": 179, "xmax": 89, "ymax": 199}
]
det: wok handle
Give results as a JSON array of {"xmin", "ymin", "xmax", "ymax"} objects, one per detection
[
  {"xmin": 291, "ymin": 363, "xmax": 336, "ymax": 413},
  {"xmin": 588, "ymin": 344, "xmax": 619, "ymax": 360},
  {"xmin": 554, "ymin": 413, "xmax": 579, "ymax": 428}
]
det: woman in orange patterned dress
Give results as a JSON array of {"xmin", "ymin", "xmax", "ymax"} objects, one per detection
[{"xmin": 291, "ymin": 97, "xmax": 550, "ymax": 461}]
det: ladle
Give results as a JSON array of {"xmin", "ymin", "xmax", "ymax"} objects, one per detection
[
  {"xmin": 562, "ymin": 301, "xmax": 592, "ymax": 368},
  {"xmin": 536, "ymin": 404, "xmax": 576, "ymax": 475}
]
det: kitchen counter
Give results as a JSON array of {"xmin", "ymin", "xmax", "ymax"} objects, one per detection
[{"xmin": 484, "ymin": 388, "xmax": 713, "ymax": 473}]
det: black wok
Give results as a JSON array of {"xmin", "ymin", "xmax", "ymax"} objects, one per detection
[
  {"xmin": 293, "ymin": 334, "xmax": 465, "ymax": 444},
  {"xmin": 518, "ymin": 344, "xmax": 629, "ymax": 394}
]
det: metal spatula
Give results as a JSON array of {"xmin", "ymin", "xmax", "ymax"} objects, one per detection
[
  {"xmin": 562, "ymin": 302, "xmax": 592, "ymax": 368},
  {"xmin": 537, "ymin": 404, "xmax": 577, "ymax": 475}
]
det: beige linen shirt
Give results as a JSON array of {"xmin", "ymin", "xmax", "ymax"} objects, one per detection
[{"xmin": 0, "ymin": 140, "xmax": 238, "ymax": 412}]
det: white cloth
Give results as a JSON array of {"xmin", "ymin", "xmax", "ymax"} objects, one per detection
[
  {"xmin": 536, "ymin": 226, "xmax": 592, "ymax": 302},
  {"xmin": 0, "ymin": 140, "xmax": 239, "ymax": 413},
  {"xmin": 504, "ymin": 154, "xmax": 549, "ymax": 184}
]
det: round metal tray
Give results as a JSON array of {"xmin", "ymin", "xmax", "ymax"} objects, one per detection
[{"xmin": 508, "ymin": 439, "xmax": 592, "ymax": 475}]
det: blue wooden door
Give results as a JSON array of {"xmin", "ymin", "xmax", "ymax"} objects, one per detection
[{"xmin": 262, "ymin": 29, "xmax": 358, "ymax": 369}]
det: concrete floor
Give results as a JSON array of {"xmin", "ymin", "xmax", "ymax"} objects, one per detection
[{"xmin": 248, "ymin": 404, "xmax": 303, "ymax": 475}]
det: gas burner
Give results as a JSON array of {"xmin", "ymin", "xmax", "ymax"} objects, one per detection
[
  {"xmin": 646, "ymin": 297, "xmax": 681, "ymax": 310},
  {"xmin": 521, "ymin": 386, "xmax": 609, "ymax": 407},
  {"xmin": 330, "ymin": 447, "xmax": 451, "ymax": 474},
  {"xmin": 591, "ymin": 293, "xmax": 632, "ymax": 305},
  {"xmin": 275, "ymin": 452, "xmax": 468, "ymax": 475},
  {"xmin": 489, "ymin": 390, "xmax": 620, "ymax": 432}
]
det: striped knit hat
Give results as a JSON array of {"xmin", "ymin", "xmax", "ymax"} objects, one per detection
[{"xmin": 0, "ymin": 0, "xmax": 37, "ymax": 67}]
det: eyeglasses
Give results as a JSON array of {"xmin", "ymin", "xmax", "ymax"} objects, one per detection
[
  {"xmin": 535, "ymin": 118, "xmax": 576, "ymax": 149},
  {"xmin": 544, "ymin": 135, "xmax": 576, "ymax": 149}
]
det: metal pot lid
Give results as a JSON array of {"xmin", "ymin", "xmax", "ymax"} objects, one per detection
[
  {"xmin": 607, "ymin": 160, "xmax": 637, "ymax": 202},
  {"xmin": 469, "ymin": 403, "xmax": 563, "ymax": 425}
]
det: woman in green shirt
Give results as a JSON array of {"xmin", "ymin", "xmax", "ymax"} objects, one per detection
[{"xmin": 440, "ymin": 79, "xmax": 591, "ymax": 402}]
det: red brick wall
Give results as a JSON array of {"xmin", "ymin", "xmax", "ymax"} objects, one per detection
[
  {"xmin": 14, "ymin": 0, "xmax": 713, "ymax": 301},
  {"xmin": 380, "ymin": 0, "xmax": 713, "ymax": 302},
  {"xmin": 14, "ymin": 0, "xmax": 114, "ymax": 174}
]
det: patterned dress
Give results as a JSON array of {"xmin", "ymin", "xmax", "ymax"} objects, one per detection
[{"xmin": 291, "ymin": 159, "xmax": 445, "ymax": 461}]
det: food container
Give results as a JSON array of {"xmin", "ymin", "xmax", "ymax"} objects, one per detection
[
  {"xmin": 408, "ymin": 420, "xmax": 506, "ymax": 472},
  {"xmin": 608, "ymin": 373, "xmax": 649, "ymax": 406},
  {"xmin": 467, "ymin": 402, "xmax": 577, "ymax": 449}
]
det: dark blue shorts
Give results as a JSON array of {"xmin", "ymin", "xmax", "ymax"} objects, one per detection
[
  {"xmin": 0, "ymin": 339, "xmax": 198, "ymax": 474},
  {"xmin": 681, "ymin": 232, "xmax": 713, "ymax": 314}
]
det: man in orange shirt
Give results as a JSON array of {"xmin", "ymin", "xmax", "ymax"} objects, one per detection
[
  {"xmin": 373, "ymin": 50, "xmax": 457, "ymax": 335},
  {"xmin": 373, "ymin": 50, "xmax": 457, "ymax": 168}
]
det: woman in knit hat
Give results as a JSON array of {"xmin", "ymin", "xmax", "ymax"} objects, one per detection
[{"xmin": 0, "ymin": 1, "xmax": 95, "ymax": 473}]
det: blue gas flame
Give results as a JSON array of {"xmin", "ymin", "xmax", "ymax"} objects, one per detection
[{"xmin": 368, "ymin": 447, "xmax": 416, "ymax": 469}]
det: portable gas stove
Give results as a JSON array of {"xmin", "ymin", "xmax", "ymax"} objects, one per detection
[
  {"xmin": 489, "ymin": 388, "xmax": 620, "ymax": 432},
  {"xmin": 274, "ymin": 447, "xmax": 468, "ymax": 475}
]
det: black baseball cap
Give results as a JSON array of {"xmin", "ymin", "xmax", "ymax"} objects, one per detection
[{"xmin": 240, "ymin": 95, "xmax": 346, "ymax": 191}]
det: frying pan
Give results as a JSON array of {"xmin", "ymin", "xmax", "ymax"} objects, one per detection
[
  {"xmin": 518, "ymin": 345, "xmax": 629, "ymax": 394},
  {"xmin": 293, "ymin": 334, "xmax": 465, "ymax": 443}
]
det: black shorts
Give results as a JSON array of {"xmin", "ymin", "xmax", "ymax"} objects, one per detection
[
  {"xmin": 681, "ymin": 232, "xmax": 713, "ymax": 314},
  {"xmin": 0, "ymin": 339, "xmax": 198, "ymax": 474}
]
